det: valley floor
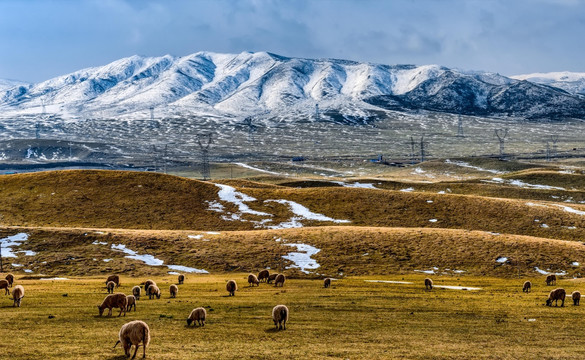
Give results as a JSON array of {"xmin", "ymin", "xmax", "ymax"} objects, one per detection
[{"xmin": 0, "ymin": 275, "xmax": 583, "ymax": 359}]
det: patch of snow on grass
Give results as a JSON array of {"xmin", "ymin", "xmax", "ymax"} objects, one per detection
[
  {"xmin": 234, "ymin": 162, "xmax": 282, "ymax": 175},
  {"xmin": 92, "ymin": 241, "xmax": 108, "ymax": 245},
  {"xmin": 188, "ymin": 235, "xmax": 204, "ymax": 240},
  {"xmin": 282, "ymin": 243, "xmax": 321, "ymax": 274},
  {"xmin": 168, "ymin": 271, "xmax": 180, "ymax": 275},
  {"xmin": 24, "ymin": 269, "xmax": 33, "ymax": 273},
  {"xmin": 215, "ymin": 184, "xmax": 272, "ymax": 217},
  {"xmin": 496, "ymin": 257, "xmax": 508, "ymax": 263},
  {"xmin": 0, "ymin": 233, "xmax": 29, "ymax": 258},
  {"xmin": 572, "ymin": 262, "xmax": 580, "ymax": 266},
  {"xmin": 206, "ymin": 231, "xmax": 221, "ymax": 235},
  {"xmin": 167, "ymin": 264, "xmax": 208, "ymax": 274},
  {"xmin": 400, "ymin": 187, "xmax": 414, "ymax": 192},
  {"xmin": 541, "ymin": 224, "xmax": 549, "ymax": 228},
  {"xmin": 534, "ymin": 267, "xmax": 567, "ymax": 276},
  {"xmin": 434, "ymin": 285, "xmax": 481, "ymax": 291},
  {"xmin": 111, "ymin": 244, "xmax": 164, "ymax": 266},
  {"xmin": 484, "ymin": 178, "xmax": 565, "ymax": 190},
  {"xmin": 429, "ymin": 219, "xmax": 438, "ymax": 223},
  {"xmin": 103, "ymin": 259, "xmax": 113, "ymax": 262},
  {"xmin": 206, "ymin": 200, "xmax": 225, "ymax": 212},
  {"xmin": 445, "ymin": 159, "xmax": 504, "ymax": 174},
  {"xmin": 332, "ymin": 181, "xmax": 378, "ymax": 189},
  {"xmin": 555, "ymin": 205, "xmax": 585, "ymax": 216},
  {"xmin": 265, "ymin": 199, "xmax": 350, "ymax": 223},
  {"xmin": 414, "ymin": 269, "xmax": 435, "ymax": 274},
  {"xmin": 364, "ymin": 280, "xmax": 413, "ymax": 284},
  {"xmin": 11, "ymin": 263, "xmax": 23, "ymax": 267}
]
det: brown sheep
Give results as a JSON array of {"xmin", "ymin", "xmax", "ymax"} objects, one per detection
[
  {"xmin": 258, "ymin": 269, "xmax": 270, "ymax": 282},
  {"xmin": 113, "ymin": 320, "xmax": 150, "ymax": 359},
  {"xmin": 572, "ymin": 291, "xmax": 581, "ymax": 306},
  {"xmin": 143, "ymin": 280, "xmax": 156, "ymax": 293},
  {"xmin": 126, "ymin": 295, "xmax": 136, "ymax": 312},
  {"xmin": 106, "ymin": 275, "xmax": 120, "ymax": 288},
  {"xmin": 523, "ymin": 281, "xmax": 532, "ymax": 293},
  {"xmin": 11, "ymin": 285, "xmax": 24, "ymax": 307},
  {"xmin": 187, "ymin": 307, "xmax": 207, "ymax": 327},
  {"xmin": 169, "ymin": 284, "xmax": 178, "ymax": 298},
  {"xmin": 132, "ymin": 286, "xmax": 141, "ymax": 300},
  {"xmin": 274, "ymin": 274, "xmax": 285, "ymax": 287},
  {"xmin": 178, "ymin": 274, "xmax": 185, "ymax": 285},
  {"xmin": 226, "ymin": 280, "xmax": 237, "ymax": 296},
  {"xmin": 248, "ymin": 274, "xmax": 260, "ymax": 287},
  {"xmin": 0, "ymin": 279, "xmax": 9, "ymax": 295},
  {"xmin": 272, "ymin": 305, "xmax": 289, "ymax": 330},
  {"xmin": 98, "ymin": 293, "xmax": 128, "ymax": 317},
  {"xmin": 107, "ymin": 281, "xmax": 116, "ymax": 294},
  {"xmin": 546, "ymin": 288, "xmax": 566, "ymax": 307},
  {"xmin": 5, "ymin": 273, "xmax": 14, "ymax": 287},
  {"xmin": 267, "ymin": 273, "xmax": 278, "ymax": 284},
  {"xmin": 147, "ymin": 285, "xmax": 161, "ymax": 300},
  {"xmin": 425, "ymin": 278, "xmax": 433, "ymax": 290},
  {"xmin": 546, "ymin": 274, "xmax": 557, "ymax": 286},
  {"xmin": 324, "ymin": 278, "xmax": 331, "ymax": 288}
]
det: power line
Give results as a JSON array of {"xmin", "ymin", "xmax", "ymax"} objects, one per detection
[
  {"xmin": 197, "ymin": 133, "xmax": 213, "ymax": 180},
  {"xmin": 494, "ymin": 128, "xmax": 508, "ymax": 159}
]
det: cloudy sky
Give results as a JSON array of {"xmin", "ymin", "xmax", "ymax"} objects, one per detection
[{"xmin": 1, "ymin": 0, "xmax": 584, "ymax": 82}]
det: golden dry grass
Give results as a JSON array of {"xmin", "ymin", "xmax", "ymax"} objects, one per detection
[
  {"xmin": 1, "ymin": 274, "xmax": 585, "ymax": 359},
  {"xmin": 2, "ymin": 226, "xmax": 584, "ymax": 278}
]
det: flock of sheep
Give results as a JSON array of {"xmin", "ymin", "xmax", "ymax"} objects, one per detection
[
  {"xmin": 95, "ymin": 271, "xmax": 309, "ymax": 359},
  {"xmin": 4, "ymin": 270, "xmax": 579, "ymax": 358}
]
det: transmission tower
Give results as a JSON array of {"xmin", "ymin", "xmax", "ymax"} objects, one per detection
[
  {"xmin": 550, "ymin": 135, "xmax": 559, "ymax": 159},
  {"xmin": 494, "ymin": 128, "xmax": 508, "ymax": 159},
  {"xmin": 410, "ymin": 136, "xmax": 417, "ymax": 164},
  {"xmin": 243, "ymin": 117, "xmax": 257, "ymax": 145},
  {"xmin": 197, "ymin": 133, "xmax": 213, "ymax": 180},
  {"xmin": 456, "ymin": 114, "xmax": 464, "ymax": 137},
  {"xmin": 420, "ymin": 135, "xmax": 427, "ymax": 163},
  {"xmin": 152, "ymin": 145, "xmax": 158, "ymax": 172}
]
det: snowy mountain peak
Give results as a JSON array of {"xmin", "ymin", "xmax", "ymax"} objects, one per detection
[{"xmin": 1, "ymin": 52, "xmax": 585, "ymax": 122}]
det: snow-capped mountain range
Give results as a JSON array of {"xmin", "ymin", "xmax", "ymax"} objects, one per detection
[{"xmin": 1, "ymin": 51, "xmax": 584, "ymax": 123}]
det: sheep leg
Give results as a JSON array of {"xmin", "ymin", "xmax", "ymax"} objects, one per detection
[
  {"xmin": 108, "ymin": 308, "xmax": 113, "ymax": 317},
  {"xmin": 131, "ymin": 344, "xmax": 139, "ymax": 360}
]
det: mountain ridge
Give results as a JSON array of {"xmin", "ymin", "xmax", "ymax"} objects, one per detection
[{"xmin": 1, "ymin": 51, "xmax": 585, "ymax": 122}]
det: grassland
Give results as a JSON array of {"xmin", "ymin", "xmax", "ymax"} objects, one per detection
[
  {"xmin": 1, "ymin": 274, "xmax": 584, "ymax": 360},
  {"xmin": 3, "ymin": 165, "xmax": 585, "ymax": 359}
]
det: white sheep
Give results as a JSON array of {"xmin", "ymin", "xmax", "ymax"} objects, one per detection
[
  {"xmin": 127, "ymin": 295, "xmax": 137, "ymax": 312},
  {"xmin": 169, "ymin": 284, "xmax": 178, "ymax": 298},
  {"xmin": 11, "ymin": 285, "xmax": 24, "ymax": 307},
  {"xmin": 113, "ymin": 320, "xmax": 150, "ymax": 359},
  {"xmin": 132, "ymin": 286, "xmax": 141, "ymax": 300},
  {"xmin": 187, "ymin": 307, "xmax": 207, "ymax": 326},
  {"xmin": 272, "ymin": 305, "xmax": 289, "ymax": 330},
  {"xmin": 226, "ymin": 280, "xmax": 237, "ymax": 296}
]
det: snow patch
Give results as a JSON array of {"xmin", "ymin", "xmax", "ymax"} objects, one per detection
[
  {"xmin": 215, "ymin": 184, "xmax": 272, "ymax": 217},
  {"xmin": 234, "ymin": 162, "xmax": 282, "ymax": 175},
  {"xmin": 364, "ymin": 280, "xmax": 413, "ymax": 284},
  {"xmin": 188, "ymin": 235, "xmax": 204, "ymax": 240},
  {"xmin": 282, "ymin": 243, "xmax": 321, "ymax": 274},
  {"xmin": 572, "ymin": 262, "xmax": 580, "ymax": 266},
  {"xmin": 0, "ymin": 233, "xmax": 30, "ymax": 258},
  {"xmin": 103, "ymin": 258, "xmax": 113, "ymax": 262},
  {"xmin": 265, "ymin": 199, "xmax": 350, "ymax": 223},
  {"xmin": 534, "ymin": 267, "xmax": 567, "ymax": 276},
  {"xmin": 167, "ymin": 264, "xmax": 208, "ymax": 274},
  {"xmin": 445, "ymin": 159, "xmax": 504, "ymax": 174},
  {"xmin": 496, "ymin": 257, "xmax": 508, "ymax": 263},
  {"xmin": 414, "ymin": 269, "xmax": 435, "ymax": 274},
  {"xmin": 400, "ymin": 187, "xmax": 415, "ymax": 192},
  {"xmin": 40, "ymin": 277, "xmax": 69, "ymax": 281},
  {"xmin": 429, "ymin": 219, "xmax": 438, "ymax": 223},
  {"xmin": 110, "ymin": 243, "xmax": 208, "ymax": 273},
  {"xmin": 433, "ymin": 285, "xmax": 481, "ymax": 291}
]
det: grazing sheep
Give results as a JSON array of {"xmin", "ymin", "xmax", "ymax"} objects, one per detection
[
  {"xmin": 98, "ymin": 293, "xmax": 128, "ymax": 317},
  {"xmin": 546, "ymin": 274, "xmax": 557, "ymax": 286},
  {"xmin": 126, "ymin": 295, "xmax": 136, "ymax": 312},
  {"xmin": 11, "ymin": 285, "xmax": 24, "ymax": 307},
  {"xmin": 169, "ymin": 284, "xmax": 178, "ymax": 298},
  {"xmin": 248, "ymin": 274, "xmax": 260, "ymax": 287},
  {"xmin": 267, "ymin": 274, "xmax": 278, "ymax": 284},
  {"xmin": 106, "ymin": 275, "xmax": 120, "ymax": 288},
  {"xmin": 187, "ymin": 307, "xmax": 207, "ymax": 327},
  {"xmin": 147, "ymin": 285, "xmax": 161, "ymax": 300},
  {"xmin": 132, "ymin": 286, "xmax": 141, "ymax": 300},
  {"xmin": 178, "ymin": 274, "xmax": 185, "ymax": 285},
  {"xmin": 425, "ymin": 278, "xmax": 433, "ymax": 290},
  {"xmin": 258, "ymin": 269, "xmax": 270, "ymax": 282},
  {"xmin": 272, "ymin": 305, "xmax": 289, "ymax": 330},
  {"xmin": 143, "ymin": 280, "xmax": 156, "ymax": 293},
  {"xmin": 324, "ymin": 278, "xmax": 331, "ymax": 288},
  {"xmin": 5, "ymin": 273, "xmax": 14, "ymax": 287},
  {"xmin": 523, "ymin": 281, "xmax": 532, "ymax": 293},
  {"xmin": 546, "ymin": 288, "xmax": 566, "ymax": 307},
  {"xmin": 572, "ymin": 291, "xmax": 581, "ymax": 306},
  {"xmin": 0, "ymin": 279, "xmax": 9, "ymax": 295},
  {"xmin": 274, "ymin": 274, "xmax": 286, "ymax": 287},
  {"xmin": 226, "ymin": 280, "xmax": 237, "ymax": 296},
  {"xmin": 113, "ymin": 320, "xmax": 150, "ymax": 359},
  {"xmin": 107, "ymin": 281, "xmax": 116, "ymax": 294}
]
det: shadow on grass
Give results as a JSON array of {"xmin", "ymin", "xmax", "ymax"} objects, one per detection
[
  {"xmin": 264, "ymin": 327, "xmax": 284, "ymax": 333},
  {"xmin": 105, "ymin": 356, "xmax": 127, "ymax": 360}
]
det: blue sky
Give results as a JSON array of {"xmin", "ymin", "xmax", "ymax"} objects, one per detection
[{"xmin": 1, "ymin": 0, "xmax": 584, "ymax": 82}]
